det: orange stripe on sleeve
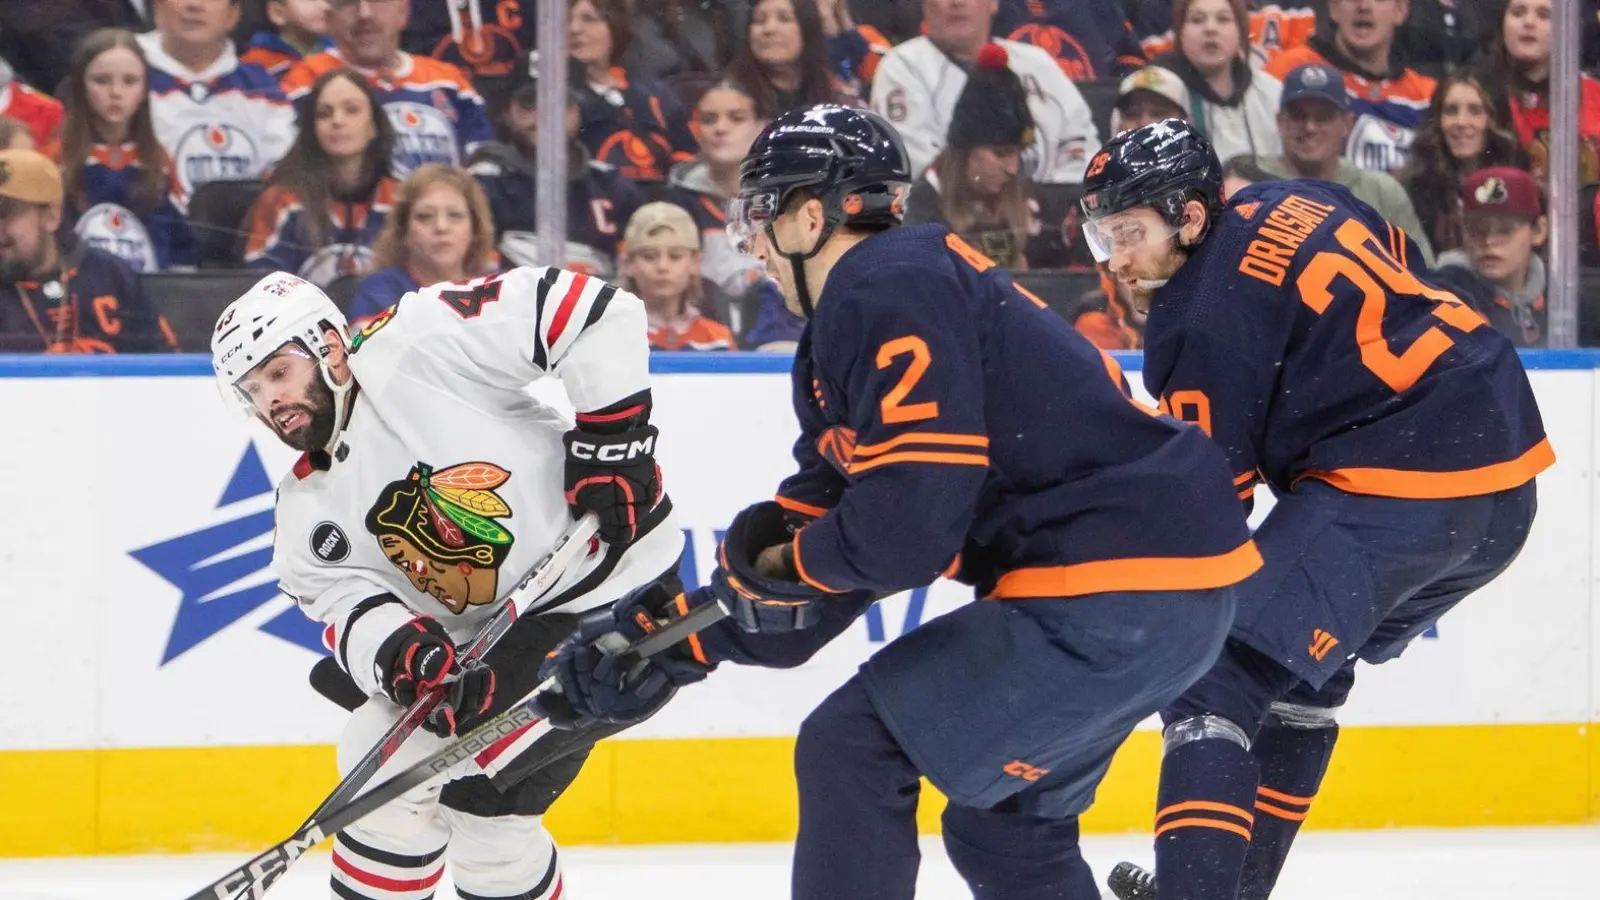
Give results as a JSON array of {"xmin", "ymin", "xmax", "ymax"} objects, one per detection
[
  {"xmin": 989, "ymin": 540, "xmax": 1262, "ymax": 598},
  {"xmin": 1154, "ymin": 817, "xmax": 1253, "ymax": 841},
  {"xmin": 1233, "ymin": 471, "xmax": 1258, "ymax": 486},
  {"xmin": 1304, "ymin": 437, "xmax": 1554, "ymax": 499},
  {"xmin": 852, "ymin": 432, "xmax": 990, "ymax": 457},
  {"xmin": 774, "ymin": 494, "xmax": 830, "ymax": 518},
  {"xmin": 791, "ymin": 532, "xmax": 843, "ymax": 593},
  {"xmin": 846, "ymin": 450, "xmax": 989, "ymax": 475}
]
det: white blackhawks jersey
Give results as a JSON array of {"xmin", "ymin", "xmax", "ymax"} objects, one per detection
[
  {"xmin": 869, "ymin": 37, "xmax": 1102, "ymax": 185},
  {"xmin": 271, "ymin": 266, "xmax": 683, "ymax": 699}
]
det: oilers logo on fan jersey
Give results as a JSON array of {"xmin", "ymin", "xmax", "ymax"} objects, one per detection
[
  {"xmin": 387, "ymin": 100, "xmax": 462, "ymax": 176},
  {"xmin": 173, "ymin": 122, "xmax": 265, "ymax": 199},
  {"xmin": 75, "ymin": 203, "xmax": 157, "ymax": 273}
]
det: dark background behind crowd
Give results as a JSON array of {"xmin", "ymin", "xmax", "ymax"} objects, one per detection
[{"xmin": 0, "ymin": 0, "xmax": 1595, "ymax": 355}]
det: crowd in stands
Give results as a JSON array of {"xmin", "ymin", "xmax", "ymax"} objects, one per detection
[{"xmin": 0, "ymin": 0, "xmax": 1596, "ymax": 355}]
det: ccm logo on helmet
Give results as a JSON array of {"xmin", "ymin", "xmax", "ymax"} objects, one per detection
[{"xmin": 570, "ymin": 436, "xmax": 656, "ymax": 462}]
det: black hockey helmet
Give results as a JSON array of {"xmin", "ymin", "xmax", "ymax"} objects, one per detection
[
  {"xmin": 1079, "ymin": 119, "xmax": 1223, "ymax": 257},
  {"xmin": 728, "ymin": 104, "xmax": 911, "ymax": 316}
]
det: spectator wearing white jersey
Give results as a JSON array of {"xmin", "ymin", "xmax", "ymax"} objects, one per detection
[
  {"xmin": 137, "ymin": 0, "xmax": 296, "ymax": 211},
  {"xmin": 868, "ymin": 0, "xmax": 1100, "ymax": 184}
]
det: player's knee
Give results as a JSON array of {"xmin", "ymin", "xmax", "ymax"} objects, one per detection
[
  {"xmin": 441, "ymin": 811, "xmax": 561, "ymax": 900},
  {"xmin": 1264, "ymin": 701, "xmax": 1338, "ymax": 730},
  {"xmin": 793, "ymin": 678, "xmax": 880, "ymax": 783},
  {"xmin": 942, "ymin": 805, "xmax": 1096, "ymax": 899},
  {"xmin": 1162, "ymin": 714, "xmax": 1252, "ymax": 754}
]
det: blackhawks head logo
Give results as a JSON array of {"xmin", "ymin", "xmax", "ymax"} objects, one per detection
[{"xmin": 366, "ymin": 461, "xmax": 514, "ymax": 613}]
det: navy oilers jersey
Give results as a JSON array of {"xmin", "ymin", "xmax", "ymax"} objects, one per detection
[
  {"xmin": 1143, "ymin": 179, "xmax": 1553, "ymax": 503},
  {"xmin": 773, "ymin": 223, "xmax": 1261, "ymax": 601}
]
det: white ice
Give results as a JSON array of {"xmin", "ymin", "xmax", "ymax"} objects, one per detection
[{"xmin": 2, "ymin": 828, "xmax": 1596, "ymax": 900}]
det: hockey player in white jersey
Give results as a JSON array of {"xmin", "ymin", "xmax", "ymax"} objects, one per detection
[{"xmin": 210, "ymin": 268, "xmax": 682, "ymax": 900}]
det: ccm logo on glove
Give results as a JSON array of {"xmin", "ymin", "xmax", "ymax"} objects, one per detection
[{"xmin": 567, "ymin": 435, "xmax": 656, "ymax": 462}]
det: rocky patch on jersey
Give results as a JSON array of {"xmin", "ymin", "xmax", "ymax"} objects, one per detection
[{"xmin": 365, "ymin": 461, "xmax": 515, "ymax": 613}]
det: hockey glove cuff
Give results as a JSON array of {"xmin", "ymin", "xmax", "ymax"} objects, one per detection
[{"xmin": 711, "ymin": 501, "xmax": 827, "ymax": 634}]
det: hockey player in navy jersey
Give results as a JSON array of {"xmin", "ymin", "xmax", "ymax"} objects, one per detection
[
  {"xmin": 541, "ymin": 105, "xmax": 1262, "ymax": 900},
  {"xmin": 1077, "ymin": 120, "xmax": 1551, "ymax": 900}
]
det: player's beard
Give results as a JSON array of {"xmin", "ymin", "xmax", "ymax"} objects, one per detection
[{"xmin": 273, "ymin": 375, "xmax": 338, "ymax": 452}]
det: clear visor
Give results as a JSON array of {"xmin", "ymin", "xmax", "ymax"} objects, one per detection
[
  {"xmin": 230, "ymin": 341, "xmax": 314, "ymax": 407},
  {"xmin": 1080, "ymin": 210, "xmax": 1180, "ymax": 264},
  {"xmin": 727, "ymin": 189, "xmax": 782, "ymax": 255}
]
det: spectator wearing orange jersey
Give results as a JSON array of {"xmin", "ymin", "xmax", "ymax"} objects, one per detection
[
  {"xmin": 1474, "ymin": 0, "xmax": 1600, "ymax": 183},
  {"xmin": 993, "ymin": 0, "xmax": 1148, "ymax": 82},
  {"xmin": 622, "ymin": 202, "xmax": 736, "ymax": 351},
  {"xmin": 1138, "ymin": 3, "xmax": 1318, "ymax": 70},
  {"xmin": 1265, "ymin": 0, "xmax": 1436, "ymax": 174},
  {"xmin": 569, "ymin": 0, "xmax": 699, "ymax": 185},
  {"xmin": 282, "ymin": 0, "xmax": 494, "ymax": 180}
]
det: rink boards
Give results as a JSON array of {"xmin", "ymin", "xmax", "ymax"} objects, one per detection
[{"xmin": 0, "ymin": 351, "xmax": 1595, "ymax": 856}]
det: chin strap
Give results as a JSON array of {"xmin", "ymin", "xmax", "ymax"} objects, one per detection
[
  {"xmin": 319, "ymin": 362, "xmax": 357, "ymax": 454},
  {"xmin": 766, "ymin": 217, "xmax": 837, "ymax": 320}
]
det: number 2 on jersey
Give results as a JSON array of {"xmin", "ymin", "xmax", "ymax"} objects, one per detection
[
  {"xmin": 1297, "ymin": 219, "xmax": 1486, "ymax": 393},
  {"xmin": 877, "ymin": 336, "xmax": 939, "ymax": 424}
]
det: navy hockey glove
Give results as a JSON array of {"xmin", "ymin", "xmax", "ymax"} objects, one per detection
[
  {"xmin": 373, "ymin": 617, "xmax": 496, "ymax": 737},
  {"xmin": 710, "ymin": 501, "xmax": 827, "ymax": 634},
  {"xmin": 538, "ymin": 583, "xmax": 715, "ymax": 729},
  {"xmin": 564, "ymin": 392, "xmax": 661, "ymax": 544}
]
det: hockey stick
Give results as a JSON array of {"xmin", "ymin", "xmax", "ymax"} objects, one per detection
[
  {"xmin": 184, "ymin": 597, "xmax": 728, "ymax": 900},
  {"xmin": 217, "ymin": 513, "xmax": 601, "ymax": 900}
]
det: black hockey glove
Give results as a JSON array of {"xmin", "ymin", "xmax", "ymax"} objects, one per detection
[
  {"xmin": 538, "ymin": 582, "xmax": 715, "ymax": 729},
  {"xmin": 564, "ymin": 392, "xmax": 661, "ymax": 544},
  {"xmin": 709, "ymin": 501, "xmax": 828, "ymax": 634},
  {"xmin": 373, "ymin": 617, "xmax": 496, "ymax": 737}
]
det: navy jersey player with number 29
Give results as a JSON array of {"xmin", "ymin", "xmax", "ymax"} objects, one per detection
[
  {"xmin": 1080, "ymin": 120, "xmax": 1552, "ymax": 900},
  {"xmin": 541, "ymin": 105, "xmax": 1264, "ymax": 900}
]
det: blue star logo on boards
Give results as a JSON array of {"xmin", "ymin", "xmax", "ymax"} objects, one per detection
[{"xmin": 131, "ymin": 443, "xmax": 328, "ymax": 665}]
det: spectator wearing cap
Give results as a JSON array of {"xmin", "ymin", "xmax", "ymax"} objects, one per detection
[
  {"xmin": 903, "ymin": 44, "xmax": 1083, "ymax": 270},
  {"xmin": 723, "ymin": 0, "xmax": 864, "ymax": 121},
  {"xmin": 468, "ymin": 49, "xmax": 645, "ymax": 280},
  {"xmin": 569, "ymin": 0, "xmax": 700, "ymax": 185},
  {"xmin": 1147, "ymin": 0, "xmax": 1282, "ymax": 161},
  {"xmin": 621, "ymin": 201, "xmax": 737, "ymax": 351},
  {"xmin": 0, "ymin": 149, "xmax": 175, "ymax": 353},
  {"xmin": 1435, "ymin": 166, "xmax": 1549, "ymax": 347},
  {"xmin": 869, "ymin": 0, "xmax": 1100, "ymax": 183},
  {"xmin": 1251, "ymin": 62, "xmax": 1435, "ymax": 263},
  {"xmin": 1110, "ymin": 67, "xmax": 1191, "ymax": 134},
  {"xmin": 282, "ymin": 0, "xmax": 493, "ymax": 180},
  {"xmin": 1265, "ymin": 0, "xmax": 1436, "ymax": 173}
]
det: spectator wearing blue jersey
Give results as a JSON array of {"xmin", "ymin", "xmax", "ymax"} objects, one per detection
[
  {"xmin": 60, "ymin": 29, "xmax": 196, "ymax": 273},
  {"xmin": 569, "ymin": 0, "xmax": 699, "ymax": 183},
  {"xmin": 724, "ymin": 0, "xmax": 863, "ymax": 121},
  {"xmin": 244, "ymin": 67, "xmax": 398, "ymax": 286},
  {"xmin": 348, "ymin": 163, "xmax": 498, "ymax": 322}
]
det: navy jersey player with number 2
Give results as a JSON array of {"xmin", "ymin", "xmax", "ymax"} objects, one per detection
[
  {"xmin": 541, "ymin": 105, "xmax": 1264, "ymax": 900},
  {"xmin": 1079, "ymin": 120, "xmax": 1553, "ymax": 900}
]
